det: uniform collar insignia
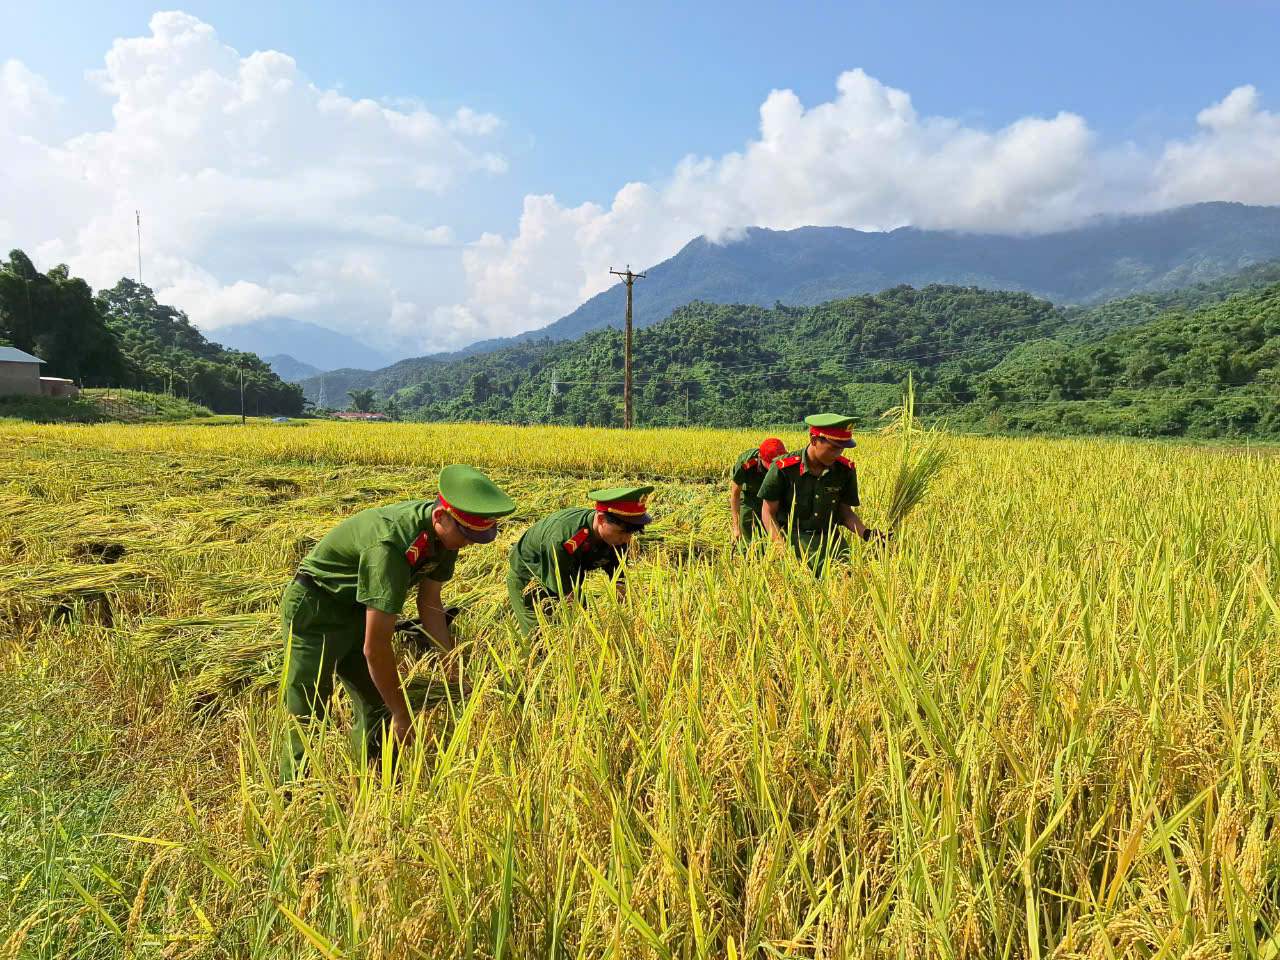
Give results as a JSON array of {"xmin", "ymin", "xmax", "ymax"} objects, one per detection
[
  {"xmin": 563, "ymin": 527, "xmax": 591, "ymax": 554},
  {"xmin": 405, "ymin": 529, "xmax": 435, "ymax": 567}
]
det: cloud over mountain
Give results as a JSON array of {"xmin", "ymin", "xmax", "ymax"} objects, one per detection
[{"xmin": 2, "ymin": 13, "xmax": 1278, "ymax": 356}]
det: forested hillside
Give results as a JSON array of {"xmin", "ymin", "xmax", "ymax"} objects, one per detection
[
  {"xmin": 307, "ymin": 271, "xmax": 1280, "ymax": 439},
  {"xmin": 0, "ymin": 251, "xmax": 303, "ymax": 416}
]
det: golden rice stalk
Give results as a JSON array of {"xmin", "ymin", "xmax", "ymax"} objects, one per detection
[{"xmin": 880, "ymin": 374, "xmax": 949, "ymax": 531}]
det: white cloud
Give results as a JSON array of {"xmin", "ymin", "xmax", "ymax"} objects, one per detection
[
  {"xmin": 461, "ymin": 75, "xmax": 1280, "ymax": 337},
  {"xmin": 3, "ymin": 16, "xmax": 1278, "ymax": 360},
  {"xmin": 1, "ymin": 59, "xmax": 62, "ymax": 131},
  {"xmin": 1154, "ymin": 85, "xmax": 1280, "ymax": 206},
  {"xmin": 2, "ymin": 12, "xmax": 501, "ymax": 353}
]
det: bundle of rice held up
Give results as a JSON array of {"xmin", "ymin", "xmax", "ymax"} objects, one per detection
[{"xmin": 880, "ymin": 375, "xmax": 949, "ymax": 532}]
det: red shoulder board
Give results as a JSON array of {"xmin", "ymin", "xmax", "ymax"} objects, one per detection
[
  {"xmin": 835, "ymin": 455, "xmax": 854, "ymax": 469},
  {"xmin": 743, "ymin": 456, "xmax": 760, "ymax": 471},
  {"xmin": 778, "ymin": 454, "xmax": 803, "ymax": 469},
  {"xmin": 563, "ymin": 528, "xmax": 590, "ymax": 554},
  {"xmin": 405, "ymin": 531, "xmax": 433, "ymax": 567}
]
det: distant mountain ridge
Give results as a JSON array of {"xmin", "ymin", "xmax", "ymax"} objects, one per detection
[
  {"xmin": 517, "ymin": 201, "xmax": 1280, "ymax": 347},
  {"xmin": 264, "ymin": 354, "xmax": 323, "ymax": 383},
  {"xmin": 213, "ymin": 316, "xmax": 395, "ymax": 372},
  {"xmin": 302, "ymin": 202, "xmax": 1280, "ymax": 401}
]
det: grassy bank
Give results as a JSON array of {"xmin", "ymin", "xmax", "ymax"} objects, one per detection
[{"xmin": 0, "ymin": 388, "xmax": 212, "ymax": 424}]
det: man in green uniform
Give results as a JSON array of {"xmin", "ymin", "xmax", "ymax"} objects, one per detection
[
  {"xmin": 758, "ymin": 414, "xmax": 887, "ymax": 573},
  {"xmin": 506, "ymin": 486, "xmax": 653, "ymax": 636},
  {"xmin": 280, "ymin": 465, "xmax": 515, "ymax": 780},
  {"xmin": 730, "ymin": 437, "xmax": 787, "ymax": 543}
]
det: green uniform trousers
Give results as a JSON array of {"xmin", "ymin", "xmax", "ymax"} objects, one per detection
[
  {"xmin": 789, "ymin": 530, "xmax": 850, "ymax": 576},
  {"xmin": 279, "ymin": 579, "xmax": 389, "ymax": 780},
  {"xmin": 738, "ymin": 504, "xmax": 765, "ymax": 542},
  {"xmin": 506, "ymin": 564, "xmax": 557, "ymax": 637}
]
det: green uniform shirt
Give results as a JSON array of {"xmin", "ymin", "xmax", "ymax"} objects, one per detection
[
  {"xmin": 757, "ymin": 448, "xmax": 860, "ymax": 537},
  {"xmin": 508, "ymin": 507, "xmax": 626, "ymax": 598},
  {"xmin": 731, "ymin": 447, "xmax": 773, "ymax": 522},
  {"xmin": 298, "ymin": 500, "xmax": 457, "ymax": 614}
]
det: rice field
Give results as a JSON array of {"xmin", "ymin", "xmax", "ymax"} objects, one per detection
[{"xmin": 1, "ymin": 420, "xmax": 1278, "ymax": 959}]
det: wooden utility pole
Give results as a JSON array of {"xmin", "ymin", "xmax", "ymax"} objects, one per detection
[{"xmin": 609, "ymin": 265, "xmax": 645, "ymax": 428}]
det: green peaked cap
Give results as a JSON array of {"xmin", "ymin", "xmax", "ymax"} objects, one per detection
[
  {"xmin": 588, "ymin": 485, "xmax": 654, "ymax": 526},
  {"xmin": 438, "ymin": 465, "xmax": 516, "ymax": 517},
  {"xmin": 587, "ymin": 485, "xmax": 654, "ymax": 503},
  {"xmin": 804, "ymin": 413, "xmax": 856, "ymax": 429}
]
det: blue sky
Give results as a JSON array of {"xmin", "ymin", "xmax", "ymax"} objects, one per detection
[{"xmin": 3, "ymin": 1, "xmax": 1279, "ymax": 356}]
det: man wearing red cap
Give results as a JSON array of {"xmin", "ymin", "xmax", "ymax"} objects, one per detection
[
  {"xmin": 758, "ymin": 413, "xmax": 885, "ymax": 573},
  {"xmin": 506, "ymin": 485, "xmax": 653, "ymax": 636},
  {"xmin": 279, "ymin": 465, "xmax": 515, "ymax": 780},
  {"xmin": 730, "ymin": 437, "xmax": 787, "ymax": 543}
]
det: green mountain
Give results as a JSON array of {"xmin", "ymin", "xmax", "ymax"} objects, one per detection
[
  {"xmin": 305, "ymin": 202, "xmax": 1280, "ymax": 400},
  {"xmin": 306, "ymin": 266, "xmax": 1280, "ymax": 439},
  {"xmin": 458, "ymin": 201, "xmax": 1280, "ymax": 353}
]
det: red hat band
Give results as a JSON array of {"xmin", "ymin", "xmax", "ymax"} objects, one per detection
[
  {"xmin": 438, "ymin": 494, "xmax": 497, "ymax": 532},
  {"xmin": 595, "ymin": 499, "xmax": 647, "ymax": 517},
  {"xmin": 809, "ymin": 426, "xmax": 852, "ymax": 442}
]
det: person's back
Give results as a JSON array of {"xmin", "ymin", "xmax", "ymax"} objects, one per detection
[{"xmin": 730, "ymin": 438, "xmax": 786, "ymax": 542}]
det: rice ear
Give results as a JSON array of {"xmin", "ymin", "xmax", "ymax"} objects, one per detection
[{"xmin": 881, "ymin": 375, "xmax": 949, "ymax": 531}]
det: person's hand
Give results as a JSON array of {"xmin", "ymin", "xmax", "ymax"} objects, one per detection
[
  {"xmin": 860, "ymin": 527, "xmax": 893, "ymax": 546},
  {"xmin": 391, "ymin": 711, "xmax": 415, "ymax": 748}
]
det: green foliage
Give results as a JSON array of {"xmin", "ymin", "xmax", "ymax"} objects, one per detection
[
  {"xmin": 954, "ymin": 284, "xmax": 1280, "ymax": 438},
  {"xmin": 346, "ymin": 388, "xmax": 377, "ymax": 412},
  {"xmin": 0, "ymin": 250, "xmax": 126, "ymax": 384},
  {"xmin": 305, "ymin": 271, "xmax": 1280, "ymax": 441},
  {"xmin": 0, "ymin": 250, "xmax": 303, "ymax": 417},
  {"xmin": 362, "ymin": 285, "xmax": 1065, "ymax": 428},
  {"xmin": 97, "ymin": 278, "xmax": 304, "ymax": 416}
]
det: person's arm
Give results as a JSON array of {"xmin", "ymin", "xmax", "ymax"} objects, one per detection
[
  {"xmin": 761, "ymin": 499, "xmax": 786, "ymax": 543},
  {"xmin": 756, "ymin": 462, "xmax": 787, "ymax": 545},
  {"xmin": 838, "ymin": 502, "xmax": 869, "ymax": 538},
  {"xmin": 729, "ymin": 482, "xmax": 743, "ymax": 539},
  {"xmin": 837, "ymin": 466, "xmax": 879, "ymax": 541},
  {"xmin": 363, "ymin": 607, "xmax": 413, "ymax": 746},
  {"xmin": 416, "ymin": 578, "xmax": 452, "ymax": 652}
]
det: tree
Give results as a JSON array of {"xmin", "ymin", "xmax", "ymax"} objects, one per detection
[
  {"xmin": 348, "ymin": 388, "xmax": 377, "ymax": 412},
  {"xmin": 0, "ymin": 250, "xmax": 125, "ymax": 384},
  {"xmin": 95, "ymin": 278, "xmax": 304, "ymax": 415}
]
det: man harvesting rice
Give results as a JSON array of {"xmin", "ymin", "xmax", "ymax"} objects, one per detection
[
  {"xmin": 759, "ymin": 413, "xmax": 888, "ymax": 573},
  {"xmin": 506, "ymin": 486, "xmax": 653, "ymax": 636},
  {"xmin": 729, "ymin": 437, "xmax": 787, "ymax": 543},
  {"xmin": 280, "ymin": 465, "xmax": 515, "ymax": 780}
]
